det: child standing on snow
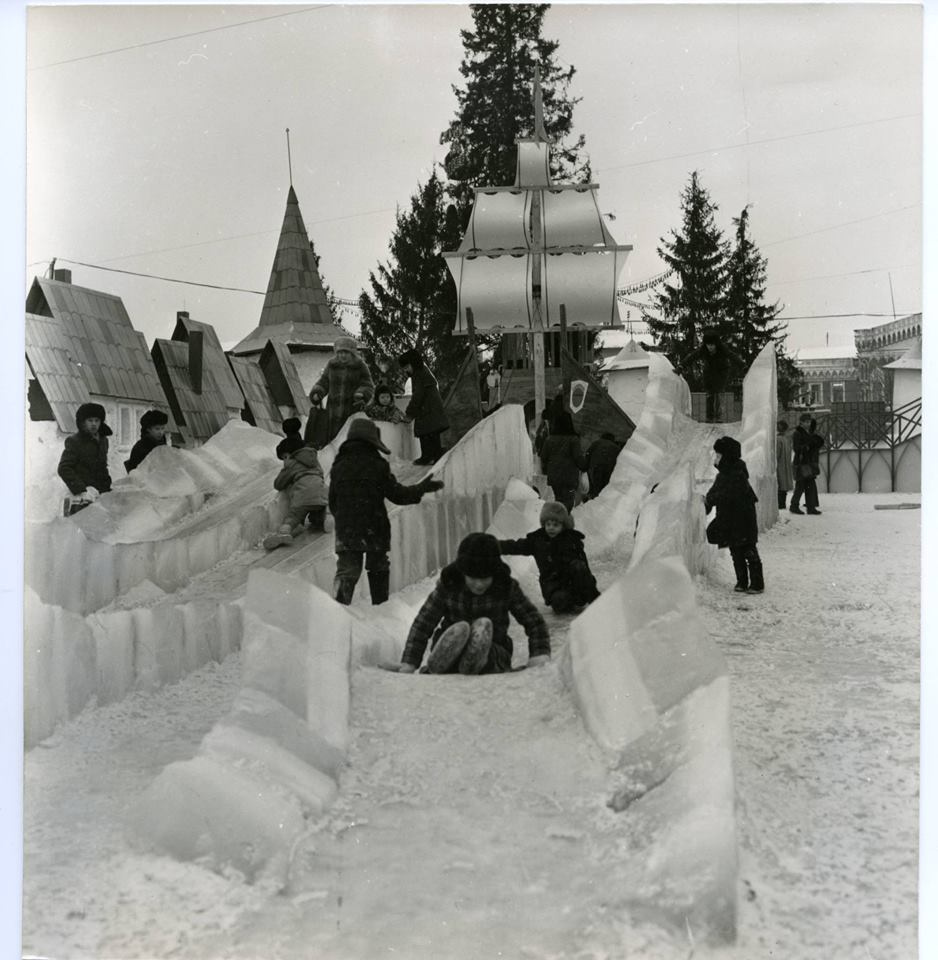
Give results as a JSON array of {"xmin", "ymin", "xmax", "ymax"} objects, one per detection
[
  {"xmin": 399, "ymin": 532, "xmax": 551, "ymax": 675},
  {"xmin": 329, "ymin": 418, "xmax": 444, "ymax": 605},
  {"xmin": 58, "ymin": 402, "xmax": 113, "ymax": 514},
  {"xmin": 704, "ymin": 435, "xmax": 764, "ymax": 594},
  {"xmin": 497, "ymin": 501, "xmax": 601, "ymax": 614},
  {"xmin": 263, "ymin": 445, "xmax": 328, "ymax": 549}
]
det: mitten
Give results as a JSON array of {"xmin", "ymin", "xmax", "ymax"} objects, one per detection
[
  {"xmin": 421, "ymin": 478, "xmax": 445, "ymax": 494},
  {"xmin": 86, "ymin": 487, "xmax": 100, "ymax": 502}
]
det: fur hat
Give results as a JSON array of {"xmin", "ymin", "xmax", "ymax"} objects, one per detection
[
  {"xmin": 281, "ymin": 417, "xmax": 301, "ymax": 435},
  {"xmin": 540, "ymin": 501, "xmax": 573, "ymax": 530},
  {"xmin": 374, "ymin": 382, "xmax": 394, "ymax": 402},
  {"xmin": 334, "ymin": 336, "xmax": 359, "ymax": 354},
  {"xmin": 347, "ymin": 418, "xmax": 391, "ymax": 454},
  {"xmin": 140, "ymin": 409, "xmax": 169, "ymax": 431},
  {"xmin": 455, "ymin": 533, "xmax": 508, "ymax": 579},
  {"xmin": 702, "ymin": 331, "xmax": 720, "ymax": 347},
  {"xmin": 713, "ymin": 435, "xmax": 742, "ymax": 463},
  {"xmin": 76, "ymin": 402, "xmax": 106, "ymax": 427},
  {"xmin": 397, "ymin": 348, "xmax": 422, "ymax": 369}
]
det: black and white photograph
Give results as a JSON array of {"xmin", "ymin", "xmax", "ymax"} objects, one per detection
[{"xmin": 9, "ymin": 2, "xmax": 930, "ymax": 958}]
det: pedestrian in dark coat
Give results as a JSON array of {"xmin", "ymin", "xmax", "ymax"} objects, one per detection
[
  {"xmin": 124, "ymin": 409, "xmax": 169, "ymax": 473},
  {"xmin": 399, "ymin": 533, "xmax": 551, "ymax": 675},
  {"xmin": 776, "ymin": 419, "xmax": 794, "ymax": 509},
  {"xmin": 584, "ymin": 432, "xmax": 622, "ymax": 499},
  {"xmin": 704, "ymin": 435, "xmax": 764, "ymax": 594},
  {"xmin": 308, "ymin": 337, "xmax": 375, "ymax": 444},
  {"xmin": 790, "ymin": 413, "xmax": 823, "ymax": 515},
  {"xmin": 538, "ymin": 411, "xmax": 586, "ymax": 512},
  {"xmin": 276, "ymin": 417, "xmax": 305, "ymax": 460},
  {"xmin": 498, "ymin": 501, "xmax": 600, "ymax": 613},
  {"xmin": 58, "ymin": 402, "xmax": 112, "ymax": 511},
  {"xmin": 263, "ymin": 446, "xmax": 329, "ymax": 549},
  {"xmin": 329, "ymin": 418, "xmax": 444, "ymax": 605},
  {"xmin": 686, "ymin": 332, "xmax": 739, "ymax": 422},
  {"xmin": 398, "ymin": 348, "xmax": 449, "ymax": 465}
]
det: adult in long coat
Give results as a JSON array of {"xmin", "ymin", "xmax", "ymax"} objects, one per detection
[
  {"xmin": 790, "ymin": 413, "xmax": 823, "ymax": 515},
  {"xmin": 584, "ymin": 432, "xmax": 623, "ymax": 499},
  {"xmin": 686, "ymin": 332, "xmax": 739, "ymax": 422},
  {"xmin": 538, "ymin": 411, "xmax": 586, "ymax": 512},
  {"xmin": 58, "ymin": 402, "xmax": 113, "ymax": 506},
  {"xmin": 776, "ymin": 419, "xmax": 794, "ymax": 509},
  {"xmin": 308, "ymin": 337, "xmax": 375, "ymax": 444},
  {"xmin": 398, "ymin": 349, "xmax": 449, "ymax": 465},
  {"xmin": 704, "ymin": 435, "xmax": 764, "ymax": 593}
]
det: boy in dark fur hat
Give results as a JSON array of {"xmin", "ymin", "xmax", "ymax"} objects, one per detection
[
  {"xmin": 125, "ymin": 409, "xmax": 169, "ymax": 473},
  {"xmin": 329, "ymin": 418, "xmax": 444, "ymax": 605},
  {"xmin": 276, "ymin": 417, "xmax": 305, "ymax": 460},
  {"xmin": 399, "ymin": 532, "xmax": 550, "ymax": 674},
  {"xmin": 263, "ymin": 445, "xmax": 329, "ymax": 550},
  {"xmin": 704, "ymin": 435, "xmax": 764, "ymax": 594},
  {"xmin": 58, "ymin": 402, "xmax": 113, "ymax": 512},
  {"xmin": 497, "ymin": 501, "xmax": 601, "ymax": 614}
]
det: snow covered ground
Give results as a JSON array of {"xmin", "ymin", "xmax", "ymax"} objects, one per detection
[{"xmin": 21, "ymin": 492, "xmax": 920, "ymax": 959}]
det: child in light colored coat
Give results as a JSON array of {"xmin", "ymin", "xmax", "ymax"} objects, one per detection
[{"xmin": 263, "ymin": 445, "xmax": 328, "ymax": 549}]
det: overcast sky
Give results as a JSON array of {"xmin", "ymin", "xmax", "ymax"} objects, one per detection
[{"xmin": 21, "ymin": 2, "xmax": 923, "ymax": 354}]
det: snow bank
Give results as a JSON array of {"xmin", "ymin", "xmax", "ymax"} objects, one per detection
[{"xmin": 560, "ymin": 556, "xmax": 736, "ymax": 944}]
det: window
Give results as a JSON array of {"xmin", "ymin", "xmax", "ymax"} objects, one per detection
[
  {"xmin": 808, "ymin": 383, "xmax": 822, "ymax": 405},
  {"xmin": 831, "ymin": 382, "xmax": 845, "ymax": 403},
  {"xmin": 118, "ymin": 404, "xmax": 134, "ymax": 448}
]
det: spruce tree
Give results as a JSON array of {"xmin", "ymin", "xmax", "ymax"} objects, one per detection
[
  {"xmin": 440, "ymin": 3, "xmax": 590, "ymax": 218},
  {"xmin": 649, "ymin": 171, "xmax": 729, "ymax": 388},
  {"xmin": 359, "ymin": 170, "xmax": 465, "ymax": 391},
  {"xmin": 725, "ymin": 205, "xmax": 802, "ymax": 406}
]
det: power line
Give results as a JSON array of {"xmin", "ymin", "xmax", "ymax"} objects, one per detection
[
  {"xmin": 767, "ymin": 263, "xmax": 918, "ymax": 287},
  {"xmin": 56, "ymin": 259, "xmax": 265, "ymax": 295},
  {"xmin": 30, "ymin": 6, "xmax": 331, "ymax": 70},
  {"xmin": 594, "ymin": 112, "xmax": 920, "ymax": 173},
  {"xmin": 762, "ymin": 204, "xmax": 917, "ymax": 247},
  {"xmin": 778, "ymin": 311, "xmax": 918, "ymax": 320}
]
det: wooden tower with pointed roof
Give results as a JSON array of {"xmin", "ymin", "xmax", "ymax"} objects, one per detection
[{"xmin": 229, "ymin": 185, "xmax": 347, "ymax": 394}]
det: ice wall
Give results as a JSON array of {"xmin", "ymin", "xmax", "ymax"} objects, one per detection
[
  {"xmin": 574, "ymin": 354, "xmax": 692, "ymax": 558},
  {"xmin": 560, "ymin": 558, "xmax": 736, "ymax": 944},
  {"xmin": 737, "ymin": 342, "xmax": 779, "ymax": 532}
]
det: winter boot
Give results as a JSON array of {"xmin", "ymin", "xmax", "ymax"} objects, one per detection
[
  {"xmin": 548, "ymin": 589, "xmax": 576, "ymax": 614},
  {"xmin": 746, "ymin": 558, "xmax": 765, "ymax": 594},
  {"xmin": 789, "ymin": 505, "xmax": 804, "ymax": 515},
  {"xmin": 778, "ymin": 490, "xmax": 787, "ymax": 509},
  {"xmin": 458, "ymin": 618, "xmax": 493, "ymax": 675},
  {"xmin": 732, "ymin": 556, "xmax": 749, "ymax": 592},
  {"xmin": 333, "ymin": 577, "xmax": 358, "ymax": 606},
  {"xmin": 368, "ymin": 570, "xmax": 391, "ymax": 605},
  {"xmin": 427, "ymin": 621, "xmax": 471, "ymax": 673},
  {"xmin": 263, "ymin": 525, "xmax": 294, "ymax": 550}
]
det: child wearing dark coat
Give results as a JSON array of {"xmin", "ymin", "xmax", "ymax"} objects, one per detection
[
  {"xmin": 399, "ymin": 533, "xmax": 551, "ymax": 675},
  {"xmin": 125, "ymin": 409, "xmax": 169, "ymax": 473},
  {"xmin": 497, "ymin": 501, "xmax": 601, "ymax": 613},
  {"xmin": 329, "ymin": 418, "xmax": 444, "ymax": 605},
  {"xmin": 704, "ymin": 435, "xmax": 764, "ymax": 594},
  {"xmin": 263, "ymin": 445, "xmax": 328, "ymax": 549},
  {"xmin": 276, "ymin": 417, "xmax": 305, "ymax": 460},
  {"xmin": 58, "ymin": 402, "xmax": 113, "ymax": 513}
]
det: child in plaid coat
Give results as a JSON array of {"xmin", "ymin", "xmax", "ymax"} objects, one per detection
[{"xmin": 399, "ymin": 533, "xmax": 551, "ymax": 675}]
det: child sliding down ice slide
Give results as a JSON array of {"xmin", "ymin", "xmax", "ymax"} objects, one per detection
[{"xmin": 397, "ymin": 533, "xmax": 550, "ymax": 675}]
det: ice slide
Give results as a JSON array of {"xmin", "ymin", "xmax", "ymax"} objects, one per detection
[{"xmin": 24, "ymin": 344, "xmax": 778, "ymax": 953}]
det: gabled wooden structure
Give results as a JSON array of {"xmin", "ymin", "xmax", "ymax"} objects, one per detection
[
  {"xmin": 172, "ymin": 312, "xmax": 243, "ymax": 412},
  {"xmin": 227, "ymin": 355, "xmax": 283, "ymax": 434},
  {"xmin": 258, "ymin": 339, "xmax": 312, "ymax": 416},
  {"xmin": 24, "ymin": 274, "xmax": 173, "ymax": 447}
]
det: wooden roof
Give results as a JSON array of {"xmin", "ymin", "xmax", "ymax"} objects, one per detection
[
  {"xmin": 227, "ymin": 355, "xmax": 282, "ymax": 435},
  {"xmin": 151, "ymin": 339, "xmax": 233, "ymax": 444},
  {"xmin": 172, "ymin": 313, "xmax": 244, "ymax": 409},
  {"xmin": 230, "ymin": 185, "xmax": 345, "ymax": 356},
  {"xmin": 259, "ymin": 339, "xmax": 312, "ymax": 415},
  {"xmin": 24, "ymin": 277, "xmax": 169, "ymax": 432}
]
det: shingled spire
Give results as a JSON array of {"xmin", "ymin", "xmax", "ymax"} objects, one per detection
[{"xmin": 259, "ymin": 186, "xmax": 334, "ymax": 328}]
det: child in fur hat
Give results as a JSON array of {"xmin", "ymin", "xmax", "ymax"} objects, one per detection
[
  {"xmin": 276, "ymin": 417, "xmax": 305, "ymax": 460},
  {"xmin": 704, "ymin": 435, "xmax": 764, "ymax": 593},
  {"xmin": 399, "ymin": 532, "xmax": 550, "ymax": 674},
  {"xmin": 125, "ymin": 409, "xmax": 169, "ymax": 473},
  {"xmin": 58, "ymin": 402, "xmax": 113, "ymax": 511},
  {"xmin": 263, "ymin": 445, "xmax": 329, "ymax": 549},
  {"xmin": 497, "ymin": 501, "xmax": 601, "ymax": 614},
  {"xmin": 307, "ymin": 337, "xmax": 375, "ymax": 444},
  {"xmin": 364, "ymin": 383, "xmax": 405, "ymax": 424}
]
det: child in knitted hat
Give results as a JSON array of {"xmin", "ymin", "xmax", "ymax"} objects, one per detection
[
  {"xmin": 307, "ymin": 337, "xmax": 375, "ymax": 443},
  {"xmin": 497, "ymin": 501, "xmax": 600, "ymax": 614},
  {"xmin": 704, "ymin": 435, "xmax": 764, "ymax": 593},
  {"xmin": 263, "ymin": 445, "xmax": 328, "ymax": 550},
  {"xmin": 276, "ymin": 417, "xmax": 305, "ymax": 460},
  {"xmin": 398, "ymin": 532, "xmax": 550, "ymax": 674}
]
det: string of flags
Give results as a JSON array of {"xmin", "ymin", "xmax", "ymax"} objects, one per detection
[{"xmin": 615, "ymin": 268, "xmax": 674, "ymax": 299}]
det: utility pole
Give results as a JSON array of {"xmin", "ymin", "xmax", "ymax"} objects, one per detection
[{"xmin": 529, "ymin": 66, "xmax": 548, "ymax": 419}]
